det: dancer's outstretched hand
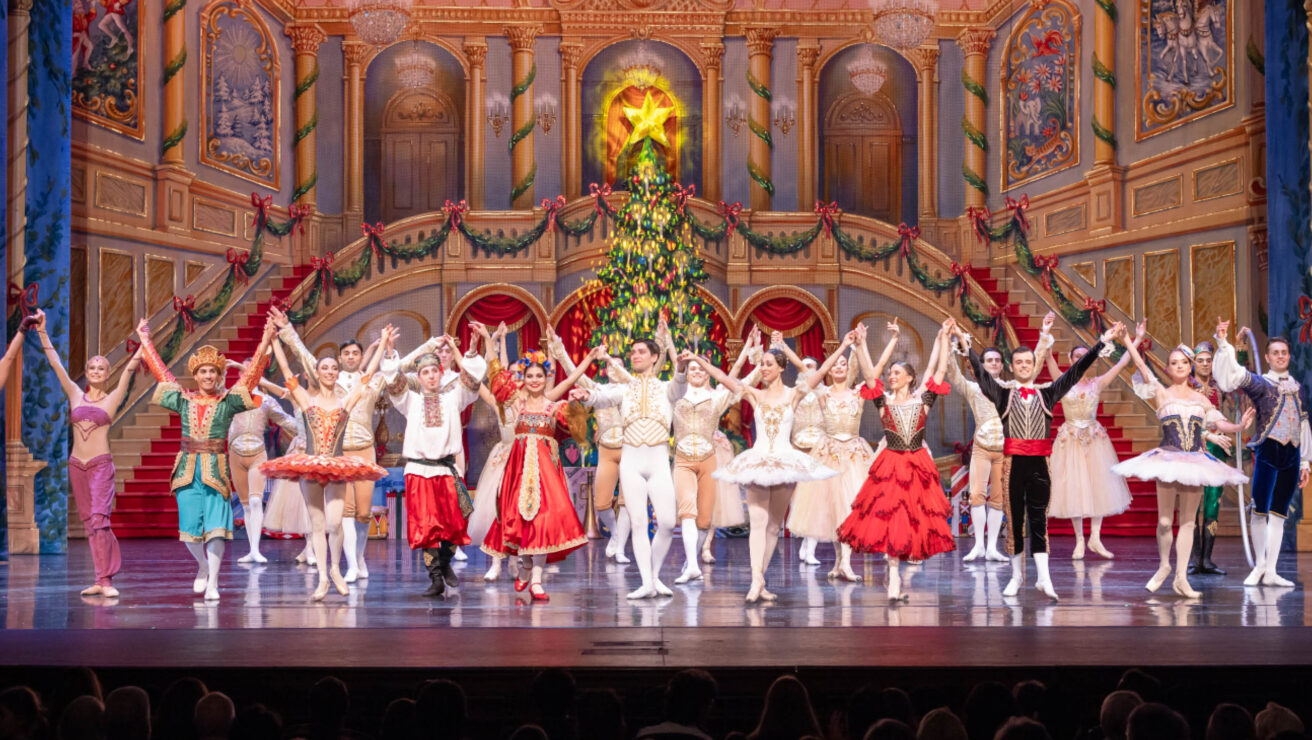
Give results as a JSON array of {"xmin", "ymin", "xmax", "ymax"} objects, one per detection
[
  {"xmin": 136, "ymin": 317, "xmax": 151, "ymax": 341},
  {"xmin": 568, "ymin": 388, "xmax": 591, "ymax": 402},
  {"xmin": 268, "ymin": 306, "xmax": 289, "ymax": 329},
  {"xmin": 1216, "ymin": 318, "xmax": 1230, "ymax": 340},
  {"xmin": 770, "ymin": 330, "xmax": 785, "ymax": 350},
  {"xmin": 886, "ymin": 318, "xmax": 900, "ymax": 339}
]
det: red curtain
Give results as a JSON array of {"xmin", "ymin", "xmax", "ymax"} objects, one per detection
[
  {"xmin": 454, "ymin": 293, "xmax": 542, "ymax": 364},
  {"xmin": 553, "ymin": 288, "xmax": 609, "ymax": 383},
  {"xmin": 738, "ymin": 297, "xmax": 828, "ymax": 444}
]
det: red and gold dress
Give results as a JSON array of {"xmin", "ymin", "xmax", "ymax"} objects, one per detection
[
  {"xmin": 260, "ymin": 402, "xmax": 388, "ymax": 485},
  {"xmin": 838, "ymin": 379, "xmax": 956, "ymax": 561},
  {"xmin": 482, "ymin": 398, "xmax": 588, "ymax": 562}
]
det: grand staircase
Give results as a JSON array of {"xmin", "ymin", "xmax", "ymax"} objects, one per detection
[
  {"xmin": 109, "ymin": 264, "xmax": 313, "ymax": 538},
  {"xmin": 969, "ymin": 266, "xmax": 1160, "ymax": 537}
]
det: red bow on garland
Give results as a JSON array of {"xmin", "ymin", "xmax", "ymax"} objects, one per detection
[
  {"xmin": 250, "ymin": 192, "xmax": 273, "ymax": 226},
  {"xmin": 896, "ymin": 223, "xmax": 920, "ymax": 259},
  {"xmin": 443, "ymin": 199, "xmax": 469, "ymax": 228},
  {"xmin": 589, "ymin": 183, "xmax": 612, "ymax": 216},
  {"xmin": 288, "ymin": 204, "xmax": 312, "ymax": 235},
  {"xmin": 1139, "ymin": 337, "xmax": 1154, "ymax": 352},
  {"xmin": 814, "ymin": 201, "xmax": 842, "ymax": 237},
  {"xmin": 226, "ymin": 248, "xmax": 249, "ymax": 285},
  {"xmin": 311, "ymin": 253, "xmax": 336, "ymax": 295},
  {"xmin": 990, "ymin": 302, "xmax": 1011, "ymax": 344},
  {"xmin": 1034, "ymin": 254, "xmax": 1059, "ymax": 292},
  {"xmin": 1299, "ymin": 296, "xmax": 1312, "ymax": 344},
  {"xmin": 7, "ymin": 282, "xmax": 38, "ymax": 320},
  {"xmin": 272, "ymin": 296, "xmax": 291, "ymax": 315},
  {"xmin": 1082, "ymin": 297, "xmax": 1107, "ymax": 333},
  {"xmin": 950, "ymin": 262, "xmax": 971, "ymax": 300},
  {"xmin": 952, "ymin": 441, "xmax": 973, "ymax": 466},
  {"xmin": 361, "ymin": 222, "xmax": 386, "ymax": 259},
  {"xmin": 672, "ymin": 184, "xmax": 695, "ymax": 215},
  {"xmin": 965, "ymin": 205, "xmax": 992, "ymax": 245},
  {"xmin": 1005, "ymin": 195, "xmax": 1031, "ymax": 235},
  {"xmin": 173, "ymin": 295, "xmax": 197, "ymax": 333},
  {"xmin": 717, "ymin": 201, "xmax": 742, "ymax": 234},
  {"xmin": 541, "ymin": 195, "xmax": 567, "ymax": 231}
]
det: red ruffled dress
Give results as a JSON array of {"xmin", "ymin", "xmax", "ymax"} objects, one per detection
[
  {"xmin": 481, "ymin": 375, "xmax": 587, "ymax": 561},
  {"xmin": 261, "ymin": 405, "xmax": 387, "ymax": 485},
  {"xmin": 838, "ymin": 379, "xmax": 956, "ymax": 561}
]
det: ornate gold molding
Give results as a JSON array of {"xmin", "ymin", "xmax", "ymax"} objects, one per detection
[
  {"xmin": 745, "ymin": 27, "xmax": 778, "ymax": 57},
  {"xmin": 505, "ymin": 24, "xmax": 543, "ymax": 51},
  {"xmin": 558, "ymin": 41, "xmax": 584, "ymax": 71},
  {"xmin": 700, "ymin": 40, "xmax": 726, "ymax": 71},
  {"xmin": 907, "ymin": 45, "xmax": 940, "ymax": 77},
  {"xmin": 285, "ymin": 23, "xmax": 327, "ymax": 54},
  {"xmin": 956, "ymin": 27, "xmax": 996, "ymax": 56},
  {"xmin": 342, "ymin": 39, "xmax": 371, "ymax": 67}
]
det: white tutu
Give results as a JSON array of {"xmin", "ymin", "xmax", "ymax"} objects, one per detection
[
  {"xmin": 713, "ymin": 447, "xmax": 837, "ymax": 487},
  {"xmin": 787, "ymin": 435, "xmax": 876, "ymax": 540},
  {"xmin": 709, "ymin": 433, "xmax": 747, "ymax": 527},
  {"xmin": 1111, "ymin": 448, "xmax": 1248, "ymax": 488},
  {"xmin": 467, "ymin": 440, "xmax": 512, "ymax": 546}
]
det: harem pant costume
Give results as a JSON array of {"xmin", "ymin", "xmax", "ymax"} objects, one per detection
[{"xmin": 70, "ymin": 454, "xmax": 122, "ymax": 586}]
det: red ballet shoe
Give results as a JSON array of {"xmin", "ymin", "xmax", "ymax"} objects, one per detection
[
  {"xmin": 530, "ymin": 583, "xmax": 549, "ymax": 601},
  {"xmin": 514, "ymin": 577, "xmax": 529, "ymax": 592}
]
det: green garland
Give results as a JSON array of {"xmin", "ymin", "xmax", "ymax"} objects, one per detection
[
  {"xmin": 508, "ymin": 63, "xmax": 537, "ymax": 205},
  {"xmin": 961, "ymin": 69, "xmax": 989, "ymax": 106},
  {"xmin": 962, "ymin": 165, "xmax": 988, "ymax": 197},
  {"xmin": 1092, "ymin": 55, "xmax": 1116, "ymax": 87},
  {"xmin": 163, "ymin": 48, "xmax": 186, "ymax": 86},
  {"xmin": 163, "ymin": 0, "xmax": 186, "ymax": 23},
  {"xmin": 962, "ymin": 116, "xmax": 988, "ymax": 152},
  {"xmin": 1091, "ymin": 116, "xmax": 1118, "ymax": 148},
  {"xmin": 746, "ymin": 69, "xmax": 772, "ymax": 103},
  {"xmin": 511, "ymin": 62, "xmax": 536, "ymax": 99},
  {"xmin": 1093, "ymin": 0, "xmax": 1117, "ymax": 22},
  {"xmin": 508, "ymin": 117, "xmax": 535, "ymax": 153},
  {"xmin": 293, "ymin": 111, "xmax": 318, "ymax": 146},
  {"xmin": 747, "ymin": 116, "xmax": 774, "ymax": 150},
  {"xmin": 510, "ymin": 163, "xmax": 537, "ymax": 205},
  {"xmin": 1247, "ymin": 36, "xmax": 1265, "ymax": 75},
  {"xmin": 161, "ymin": 121, "xmax": 187, "ymax": 156},
  {"xmin": 961, "ymin": 70, "xmax": 989, "ymax": 196},
  {"xmin": 291, "ymin": 171, "xmax": 317, "ymax": 205},
  {"xmin": 294, "ymin": 61, "xmax": 319, "ymax": 99},
  {"xmin": 746, "ymin": 68, "xmax": 774, "ymax": 198},
  {"xmin": 747, "ymin": 161, "xmax": 775, "ymax": 197}
]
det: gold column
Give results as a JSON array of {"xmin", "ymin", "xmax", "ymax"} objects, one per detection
[
  {"xmin": 559, "ymin": 41, "xmax": 583, "ymax": 200},
  {"xmin": 343, "ymin": 39, "xmax": 368, "ymax": 234},
  {"xmin": 286, "ymin": 24, "xmax": 326, "ymax": 210},
  {"xmin": 796, "ymin": 43, "xmax": 820, "ymax": 210},
  {"xmin": 161, "ymin": 0, "xmax": 186, "ymax": 164},
  {"xmin": 700, "ymin": 40, "xmax": 725, "ymax": 202},
  {"xmin": 909, "ymin": 45, "xmax": 940, "ymax": 221},
  {"xmin": 6, "ymin": 0, "xmax": 47, "ymax": 555},
  {"xmin": 506, "ymin": 25, "xmax": 541, "ymax": 210},
  {"xmin": 1092, "ymin": 0, "xmax": 1115, "ymax": 165},
  {"xmin": 745, "ymin": 28, "xmax": 777, "ymax": 211},
  {"xmin": 464, "ymin": 39, "xmax": 489, "ymax": 209},
  {"xmin": 957, "ymin": 28, "xmax": 994, "ymax": 211}
]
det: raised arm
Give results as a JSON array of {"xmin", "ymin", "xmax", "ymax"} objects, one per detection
[
  {"xmin": 134, "ymin": 317, "xmax": 176, "ymax": 385},
  {"xmin": 343, "ymin": 325, "xmax": 392, "ymax": 412},
  {"xmin": 930, "ymin": 323, "xmax": 951, "ymax": 386},
  {"xmin": 1211, "ymin": 319, "xmax": 1259, "ymax": 395},
  {"xmin": 1037, "ymin": 312, "xmax": 1061, "ymax": 381},
  {"xmin": 269, "ymin": 306, "xmax": 317, "ymax": 380},
  {"xmin": 1096, "ymin": 319, "xmax": 1144, "ymax": 389},
  {"xmin": 768, "ymin": 330, "xmax": 813, "ymax": 380},
  {"xmin": 861, "ymin": 320, "xmax": 901, "ymax": 389},
  {"xmin": 1120, "ymin": 323, "xmax": 1155, "ymax": 385},
  {"xmin": 106, "ymin": 346, "xmax": 144, "ymax": 409},
  {"xmin": 31, "ymin": 310, "xmax": 79, "ymax": 399},
  {"xmin": 271, "ymin": 337, "xmax": 311, "ymax": 410},
  {"xmin": 547, "ymin": 345, "xmax": 605, "ymax": 402},
  {"xmin": 1045, "ymin": 323, "xmax": 1121, "ymax": 403},
  {"xmin": 956, "ymin": 325, "xmax": 1008, "ymax": 412},
  {"xmin": 801, "ymin": 331, "xmax": 856, "ymax": 392},
  {"xmin": 683, "ymin": 350, "xmax": 747, "ymax": 399}
]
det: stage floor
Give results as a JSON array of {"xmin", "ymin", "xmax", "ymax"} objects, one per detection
[{"xmin": 2, "ymin": 535, "xmax": 1310, "ymax": 669}]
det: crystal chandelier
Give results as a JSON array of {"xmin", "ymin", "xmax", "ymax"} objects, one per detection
[
  {"xmin": 848, "ymin": 46, "xmax": 888, "ymax": 96},
  {"xmin": 870, "ymin": 0, "xmax": 937, "ymax": 52},
  {"xmin": 619, "ymin": 42, "xmax": 664, "ymax": 89},
  {"xmin": 395, "ymin": 43, "xmax": 435, "ymax": 89},
  {"xmin": 348, "ymin": 0, "xmax": 412, "ymax": 48}
]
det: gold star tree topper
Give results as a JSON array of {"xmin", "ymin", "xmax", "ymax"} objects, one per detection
[{"xmin": 622, "ymin": 90, "xmax": 674, "ymax": 149}]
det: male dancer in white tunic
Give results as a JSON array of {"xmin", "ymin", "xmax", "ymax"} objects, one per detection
[{"xmin": 571, "ymin": 320, "xmax": 688, "ymax": 599}]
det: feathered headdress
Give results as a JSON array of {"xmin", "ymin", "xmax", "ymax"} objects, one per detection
[{"xmin": 187, "ymin": 345, "xmax": 227, "ymax": 374}]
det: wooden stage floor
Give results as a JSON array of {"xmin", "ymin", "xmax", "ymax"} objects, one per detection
[{"xmin": 1, "ymin": 535, "xmax": 1309, "ymax": 670}]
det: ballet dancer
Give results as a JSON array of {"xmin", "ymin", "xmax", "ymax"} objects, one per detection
[
  {"xmin": 382, "ymin": 332, "xmax": 488, "ymax": 597},
  {"xmin": 781, "ymin": 332, "xmax": 871, "ymax": 582},
  {"xmin": 135, "ymin": 316, "xmax": 277, "ymax": 601},
  {"xmin": 1213, "ymin": 320, "xmax": 1311, "ymax": 587},
  {"xmin": 1043, "ymin": 320, "xmax": 1144, "ymax": 559},
  {"xmin": 223, "ymin": 358, "xmax": 300, "ymax": 564},
  {"xmin": 839, "ymin": 320, "xmax": 956, "ymax": 601},
  {"xmin": 947, "ymin": 313, "xmax": 1054, "ymax": 562},
  {"xmin": 670, "ymin": 328, "xmax": 761, "ymax": 584},
  {"xmin": 32, "ymin": 310, "xmax": 138, "ymax": 597},
  {"xmin": 481, "ymin": 346, "xmax": 600, "ymax": 600},
  {"xmin": 1187, "ymin": 341, "xmax": 1232, "ymax": 575},
  {"xmin": 791, "ymin": 356, "xmax": 826, "ymax": 566},
  {"xmin": 957, "ymin": 319, "xmax": 1120, "ymax": 600},
  {"xmin": 570, "ymin": 319, "xmax": 688, "ymax": 599},
  {"xmin": 1110, "ymin": 328, "xmax": 1252, "ymax": 597},
  {"xmin": 465, "ymin": 321, "xmax": 517, "ymax": 581},
  {"xmin": 547, "ymin": 326, "xmax": 634, "ymax": 563},
  {"xmin": 687, "ymin": 336, "xmax": 837, "ymax": 603},
  {"xmin": 261, "ymin": 326, "xmax": 390, "ymax": 600}
]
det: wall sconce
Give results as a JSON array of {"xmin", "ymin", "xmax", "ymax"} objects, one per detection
[
  {"xmin": 486, "ymin": 92, "xmax": 510, "ymax": 138},
  {"xmin": 724, "ymin": 94, "xmax": 746, "ymax": 138},
  {"xmin": 535, "ymin": 93, "xmax": 558, "ymax": 135},
  {"xmin": 773, "ymin": 95, "xmax": 796, "ymax": 136}
]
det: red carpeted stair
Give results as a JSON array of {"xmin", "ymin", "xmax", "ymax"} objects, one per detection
[
  {"xmin": 969, "ymin": 267, "xmax": 1157, "ymax": 536},
  {"xmin": 112, "ymin": 265, "xmax": 313, "ymax": 538}
]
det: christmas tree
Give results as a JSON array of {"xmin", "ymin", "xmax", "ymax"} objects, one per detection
[{"xmin": 590, "ymin": 137, "xmax": 723, "ymax": 368}]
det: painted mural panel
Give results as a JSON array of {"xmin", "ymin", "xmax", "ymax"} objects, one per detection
[
  {"xmin": 1003, "ymin": 0, "xmax": 1080, "ymax": 189},
  {"xmin": 1136, "ymin": 0, "xmax": 1232, "ymax": 140},
  {"xmin": 199, "ymin": 0, "xmax": 280, "ymax": 188},
  {"xmin": 71, "ymin": 0, "xmax": 143, "ymax": 139}
]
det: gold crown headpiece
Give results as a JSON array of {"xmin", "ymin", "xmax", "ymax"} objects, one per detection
[{"xmin": 188, "ymin": 345, "xmax": 227, "ymax": 375}]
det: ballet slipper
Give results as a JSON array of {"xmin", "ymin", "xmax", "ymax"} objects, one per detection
[
  {"xmin": 745, "ymin": 579, "xmax": 764, "ymax": 604},
  {"xmin": 1088, "ymin": 539, "xmax": 1114, "ymax": 559},
  {"xmin": 484, "ymin": 558, "xmax": 502, "ymax": 582},
  {"xmin": 840, "ymin": 563, "xmax": 860, "ymax": 582},
  {"xmin": 986, "ymin": 548, "xmax": 1009, "ymax": 562},
  {"xmin": 674, "ymin": 565, "xmax": 703, "ymax": 584},
  {"xmin": 826, "ymin": 564, "xmax": 841, "ymax": 580},
  {"xmin": 1146, "ymin": 565, "xmax": 1172, "ymax": 593},
  {"xmin": 294, "ymin": 551, "xmax": 308, "ymax": 564},
  {"xmin": 311, "ymin": 580, "xmax": 330, "ymax": 602},
  {"xmin": 962, "ymin": 543, "xmax": 986, "ymax": 562},
  {"xmin": 654, "ymin": 580, "xmax": 673, "ymax": 597},
  {"xmin": 1071, "ymin": 539, "xmax": 1085, "ymax": 560},
  {"xmin": 760, "ymin": 587, "xmax": 778, "ymax": 601},
  {"xmin": 628, "ymin": 583, "xmax": 658, "ymax": 600},
  {"xmin": 1033, "ymin": 553, "xmax": 1058, "ymax": 601},
  {"xmin": 330, "ymin": 569, "xmax": 349, "ymax": 596},
  {"xmin": 1171, "ymin": 575, "xmax": 1201, "ymax": 599},
  {"xmin": 453, "ymin": 546, "xmax": 468, "ymax": 561},
  {"xmin": 80, "ymin": 585, "xmax": 103, "ymax": 596},
  {"xmin": 613, "ymin": 550, "xmax": 631, "ymax": 564},
  {"xmin": 100, "ymin": 586, "xmax": 119, "ymax": 598},
  {"xmin": 193, "ymin": 575, "xmax": 208, "ymax": 595},
  {"xmin": 1003, "ymin": 555, "xmax": 1025, "ymax": 597}
]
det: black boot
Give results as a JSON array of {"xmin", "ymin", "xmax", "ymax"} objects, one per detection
[
  {"xmin": 437, "ymin": 541, "xmax": 460, "ymax": 588},
  {"xmin": 1199, "ymin": 521, "xmax": 1226, "ymax": 575},
  {"xmin": 422, "ymin": 548, "xmax": 446, "ymax": 597},
  {"xmin": 1187, "ymin": 518, "xmax": 1204, "ymax": 575}
]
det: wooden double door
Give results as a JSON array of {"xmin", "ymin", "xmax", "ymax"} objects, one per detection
[
  {"xmin": 822, "ymin": 92, "xmax": 904, "ymax": 223},
  {"xmin": 380, "ymin": 89, "xmax": 461, "ymax": 223}
]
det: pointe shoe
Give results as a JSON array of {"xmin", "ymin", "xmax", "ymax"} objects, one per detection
[
  {"xmin": 484, "ymin": 560, "xmax": 502, "ymax": 582},
  {"xmin": 80, "ymin": 585, "xmax": 103, "ymax": 596},
  {"xmin": 962, "ymin": 544, "xmax": 985, "ymax": 562},
  {"xmin": 1088, "ymin": 540, "xmax": 1114, "ymax": 559},
  {"xmin": 1262, "ymin": 570, "xmax": 1295, "ymax": 588},
  {"xmin": 605, "ymin": 539, "xmax": 618, "ymax": 558},
  {"xmin": 760, "ymin": 587, "xmax": 778, "ymax": 601},
  {"xmin": 986, "ymin": 549, "xmax": 1009, "ymax": 562},
  {"xmin": 701, "ymin": 550, "xmax": 717, "ymax": 564},
  {"xmin": 330, "ymin": 569, "xmax": 349, "ymax": 596},
  {"xmin": 674, "ymin": 567, "xmax": 703, "ymax": 584},
  {"xmin": 628, "ymin": 583, "xmax": 658, "ymax": 600},
  {"xmin": 294, "ymin": 551, "xmax": 308, "ymax": 564},
  {"xmin": 514, "ymin": 576, "xmax": 529, "ymax": 592},
  {"xmin": 453, "ymin": 547, "xmax": 468, "ymax": 561},
  {"xmin": 100, "ymin": 586, "xmax": 119, "ymax": 598},
  {"xmin": 826, "ymin": 565, "xmax": 840, "ymax": 580},
  {"xmin": 1171, "ymin": 576, "xmax": 1201, "ymax": 599},
  {"xmin": 1071, "ymin": 540, "xmax": 1085, "ymax": 560},
  {"xmin": 1035, "ymin": 581, "xmax": 1059, "ymax": 601},
  {"xmin": 745, "ymin": 580, "xmax": 765, "ymax": 603},
  {"xmin": 654, "ymin": 580, "xmax": 673, "ymax": 596},
  {"xmin": 802, "ymin": 553, "xmax": 821, "ymax": 566},
  {"xmin": 312, "ymin": 580, "xmax": 330, "ymax": 602},
  {"xmin": 306, "ymin": 555, "xmax": 318, "ymax": 567},
  {"xmin": 344, "ymin": 568, "xmax": 359, "ymax": 584},
  {"xmin": 1146, "ymin": 565, "xmax": 1172, "ymax": 593},
  {"xmin": 530, "ymin": 583, "xmax": 549, "ymax": 601}
]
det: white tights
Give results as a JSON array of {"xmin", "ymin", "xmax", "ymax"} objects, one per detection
[
  {"xmin": 746, "ymin": 484, "xmax": 794, "ymax": 593},
  {"xmin": 618, "ymin": 445, "xmax": 677, "ymax": 593},
  {"xmin": 302, "ymin": 480, "xmax": 346, "ymax": 592}
]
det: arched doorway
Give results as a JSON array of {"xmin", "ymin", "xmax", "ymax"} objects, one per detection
[
  {"xmin": 379, "ymin": 88, "xmax": 461, "ymax": 223},
  {"xmin": 823, "ymin": 92, "xmax": 903, "ymax": 223}
]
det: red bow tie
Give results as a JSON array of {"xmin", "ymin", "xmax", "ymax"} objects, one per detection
[{"xmin": 1017, "ymin": 387, "xmax": 1037, "ymax": 400}]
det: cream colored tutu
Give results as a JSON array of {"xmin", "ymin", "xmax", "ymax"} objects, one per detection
[
  {"xmin": 713, "ymin": 447, "xmax": 837, "ymax": 487},
  {"xmin": 467, "ymin": 440, "xmax": 513, "ymax": 546},
  {"xmin": 709, "ymin": 432, "xmax": 747, "ymax": 527},
  {"xmin": 787, "ymin": 435, "xmax": 876, "ymax": 540},
  {"xmin": 1049, "ymin": 421, "xmax": 1134, "ymax": 518},
  {"xmin": 262, "ymin": 478, "xmax": 310, "ymax": 536}
]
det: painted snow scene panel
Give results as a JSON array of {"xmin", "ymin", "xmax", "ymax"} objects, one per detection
[{"xmin": 200, "ymin": 0, "xmax": 280, "ymax": 188}]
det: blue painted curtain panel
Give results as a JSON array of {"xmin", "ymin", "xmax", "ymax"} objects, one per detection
[
  {"xmin": 1003, "ymin": 0, "xmax": 1080, "ymax": 189},
  {"xmin": 200, "ymin": 0, "xmax": 280, "ymax": 188},
  {"xmin": 25, "ymin": 0, "xmax": 73, "ymax": 552},
  {"xmin": 1136, "ymin": 0, "xmax": 1233, "ymax": 139},
  {"xmin": 71, "ymin": 0, "xmax": 144, "ymax": 139}
]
